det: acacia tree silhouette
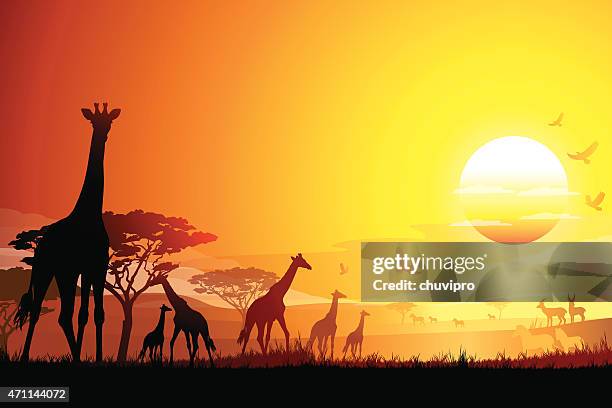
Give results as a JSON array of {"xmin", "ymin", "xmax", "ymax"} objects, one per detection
[
  {"xmin": 103, "ymin": 210, "xmax": 216, "ymax": 361},
  {"xmin": 386, "ymin": 302, "xmax": 416, "ymax": 324},
  {"xmin": 189, "ymin": 267, "xmax": 277, "ymax": 325},
  {"xmin": 0, "ymin": 268, "xmax": 56, "ymax": 353},
  {"xmin": 11, "ymin": 210, "xmax": 216, "ymax": 362},
  {"xmin": 486, "ymin": 302, "xmax": 509, "ymax": 319}
]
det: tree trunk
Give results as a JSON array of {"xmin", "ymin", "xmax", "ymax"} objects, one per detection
[{"xmin": 116, "ymin": 302, "xmax": 133, "ymax": 362}]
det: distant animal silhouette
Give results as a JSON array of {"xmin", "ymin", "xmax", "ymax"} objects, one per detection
[
  {"xmin": 537, "ymin": 300, "xmax": 566, "ymax": 327},
  {"xmin": 513, "ymin": 325, "xmax": 555, "ymax": 355},
  {"xmin": 15, "ymin": 103, "xmax": 120, "ymax": 362},
  {"xmin": 488, "ymin": 314, "xmax": 496, "ymax": 320},
  {"xmin": 428, "ymin": 316, "xmax": 437, "ymax": 323},
  {"xmin": 452, "ymin": 318, "xmax": 464, "ymax": 328},
  {"xmin": 409, "ymin": 313, "xmax": 425, "ymax": 325},
  {"xmin": 237, "ymin": 253, "xmax": 312, "ymax": 354},
  {"xmin": 342, "ymin": 310, "xmax": 369, "ymax": 358},
  {"xmin": 139, "ymin": 304, "xmax": 172, "ymax": 362},
  {"xmin": 548, "ymin": 112, "xmax": 563, "ymax": 126},
  {"xmin": 586, "ymin": 192, "xmax": 605, "ymax": 211},
  {"xmin": 568, "ymin": 294, "xmax": 586, "ymax": 323},
  {"xmin": 339, "ymin": 263, "xmax": 349, "ymax": 275},
  {"xmin": 307, "ymin": 289, "xmax": 346, "ymax": 358},
  {"xmin": 151, "ymin": 275, "xmax": 216, "ymax": 367},
  {"xmin": 554, "ymin": 328, "xmax": 583, "ymax": 352},
  {"xmin": 568, "ymin": 141, "xmax": 598, "ymax": 164}
]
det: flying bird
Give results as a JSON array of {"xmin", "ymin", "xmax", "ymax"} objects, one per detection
[
  {"xmin": 568, "ymin": 142, "xmax": 598, "ymax": 164},
  {"xmin": 340, "ymin": 262, "xmax": 349, "ymax": 275},
  {"xmin": 548, "ymin": 112, "xmax": 564, "ymax": 126},
  {"xmin": 586, "ymin": 192, "xmax": 605, "ymax": 211}
]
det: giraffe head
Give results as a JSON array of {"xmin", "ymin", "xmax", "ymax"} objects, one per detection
[
  {"xmin": 332, "ymin": 289, "xmax": 347, "ymax": 299},
  {"xmin": 290, "ymin": 253, "xmax": 312, "ymax": 270},
  {"xmin": 361, "ymin": 310, "xmax": 370, "ymax": 317},
  {"xmin": 160, "ymin": 304, "xmax": 172, "ymax": 313},
  {"xmin": 81, "ymin": 102, "xmax": 121, "ymax": 138},
  {"xmin": 150, "ymin": 274, "xmax": 168, "ymax": 287}
]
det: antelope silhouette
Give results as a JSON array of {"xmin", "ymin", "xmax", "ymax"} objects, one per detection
[
  {"xmin": 139, "ymin": 304, "xmax": 172, "ymax": 362},
  {"xmin": 15, "ymin": 103, "xmax": 120, "ymax": 362},
  {"xmin": 488, "ymin": 314, "xmax": 496, "ymax": 320},
  {"xmin": 554, "ymin": 328, "xmax": 583, "ymax": 352},
  {"xmin": 237, "ymin": 253, "xmax": 312, "ymax": 354},
  {"xmin": 428, "ymin": 316, "xmax": 437, "ymax": 323},
  {"xmin": 537, "ymin": 300, "xmax": 566, "ymax": 327},
  {"xmin": 452, "ymin": 318, "xmax": 464, "ymax": 328},
  {"xmin": 307, "ymin": 289, "xmax": 346, "ymax": 358},
  {"xmin": 409, "ymin": 313, "xmax": 425, "ymax": 325},
  {"xmin": 568, "ymin": 294, "xmax": 586, "ymax": 323},
  {"xmin": 342, "ymin": 310, "xmax": 369, "ymax": 358},
  {"xmin": 513, "ymin": 325, "xmax": 554, "ymax": 355}
]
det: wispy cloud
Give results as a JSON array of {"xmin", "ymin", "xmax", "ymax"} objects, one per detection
[
  {"xmin": 520, "ymin": 212, "xmax": 580, "ymax": 220},
  {"xmin": 517, "ymin": 187, "xmax": 579, "ymax": 197},
  {"xmin": 450, "ymin": 219, "xmax": 512, "ymax": 227},
  {"xmin": 454, "ymin": 185, "xmax": 515, "ymax": 195}
]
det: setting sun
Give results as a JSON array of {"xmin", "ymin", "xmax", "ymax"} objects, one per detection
[{"xmin": 458, "ymin": 136, "xmax": 573, "ymax": 243}]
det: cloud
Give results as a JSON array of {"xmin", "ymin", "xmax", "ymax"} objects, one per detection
[
  {"xmin": 517, "ymin": 187, "xmax": 579, "ymax": 197},
  {"xmin": 520, "ymin": 213, "xmax": 580, "ymax": 220},
  {"xmin": 450, "ymin": 220, "xmax": 512, "ymax": 227},
  {"xmin": 454, "ymin": 185, "xmax": 514, "ymax": 195}
]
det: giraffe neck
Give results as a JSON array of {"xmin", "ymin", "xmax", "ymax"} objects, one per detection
[
  {"xmin": 155, "ymin": 311, "xmax": 166, "ymax": 332},
  {"xmin": 270, "ymin": 262, "xmax": 299, "ymax": 299},
  {"xmin": 70, "ymin": 130, "xmax": 108, "ymax": 218},
  {"xmin": 161, "ymin": 280, "xmax": 184, "ymax": 310},
  {"xmin": 356, "ymin": 315, "xmax": 365, "ymax": 334},
  {"xmin": 326, "ymin": 296, "xmax": 340, "ymax": 320}
]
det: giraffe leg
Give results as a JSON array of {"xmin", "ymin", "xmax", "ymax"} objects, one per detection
[
  {"xmin": 256, "ymin": 321, "xmax": 266, "ymax": 354},
  {"xmin": 264, "ymin": 320, "xmax": 273, "ymax": 353},
  {"xmin": 240, "ymin": 319, "xmax": 255, "ymax": 354},
  {"xmin": 76, "ymin": 275, "xmax": 91, "ymax": 359},
  {"xmin": 330, "ymin": 329, "xmax": 336, "ymax": 360},
  {"xmin": 160, "ymin": 339, "xmax": 164, "ymax": 362},
  {"xmin": 20, "ymin": 266, "xmax": 53, "ymax": 362},
  {"xmin": 93, "ymin": 270, "xmax": 107, "ymax": 362},
  {"xmin": 191, "ymin": 332, "xmax": 199, "ymax": 365},
  {"xmin": 169, "ymin": 326, "xmax": 180, "ymax": 364},
  {"xmin": 277, "ymin": 314, "xmax": 290, "ymax": 353},
  {"xmin": 56, "ymin": 275, "xmax": 78, "ymax": 361},
  {"xmin": 359, "ymin": 340, "xmax": 363, "ymax": 357},
  {"xmin": 185, "ymin": 330, "xmax": 194, "ymax": 366}
]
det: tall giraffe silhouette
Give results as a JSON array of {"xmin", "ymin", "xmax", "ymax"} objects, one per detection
[
  {"xmin": 307, "ymin": 289, "xmax": 346, "ymax": 358},
  {"xmin": 237, "ymin": 253, "xmax": 312, "ymax": 354},
  {"xmin": 15, "ymin": 103, "xmax": 120, "ymax": 362},
  {"xmin": 342, "ymin": 310, "xmax": 369, "ymax": 358},
  {"xmin": 151, "ymin": 275, "xmax": 216, "ymax": 367}
]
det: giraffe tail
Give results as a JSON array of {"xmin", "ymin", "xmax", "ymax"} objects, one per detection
[
  {"xmin": 204, "ymin": 335, "xmax": 216, "ymax": 353},
  {"xmin": 341, "ymin": 341, "xmax": 349, "ymax": 354},
  {"xmin": 14, "ymin": 274, "xmax": 34, "ymax": 329}
]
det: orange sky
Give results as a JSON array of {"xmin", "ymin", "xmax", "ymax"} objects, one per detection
[{"xmin": 4, "ymin": 0, "xmax": 612, "ymax": 262}]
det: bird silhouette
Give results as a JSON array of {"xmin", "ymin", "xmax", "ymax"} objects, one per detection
[
  {"xmin": 548, "ymin": 112, "xmax": 564, "ymax": 126},
  {"xmin": 568, "ymin": 141, "xmax": 598, "ymax": 164},
  {"xmin": 339, "ymin": 262, "xmax": 349, "ymax": 275},
  {"xmin": 586, "ymin": 192, "xmax": 605, "ymax": 211}
]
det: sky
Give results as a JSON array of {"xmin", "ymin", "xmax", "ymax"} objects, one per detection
[{"xmin": 2, "ymin": 1, "xmax": 612, "ymax": 308}]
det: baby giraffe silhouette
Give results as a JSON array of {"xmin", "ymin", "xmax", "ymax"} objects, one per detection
[
  {"xmin": 139, "ymin": 304, "xmax": 172, "ymax": 362},
  {"xmin": 237, "ymin": 253, "xmax": 312, "ymax": 354},
  {"xmin": 342, "ymin": 310, "xmax": 369, "ymax": 358},
  {"xmin": 15, "ymin": 103, "xmax": 120, "ymax": 362},
  {"xmin": 151, "ymin": 275, "xmax": 216, "ymax": 367},
  {"xmin": 307, "ymin": 289, "xmax": 346, "ymax": 358}
]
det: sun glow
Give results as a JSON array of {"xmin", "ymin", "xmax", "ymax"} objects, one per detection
[{"xmin": 458, "ymin": 136, "xmax": 572, "ymax": 243}]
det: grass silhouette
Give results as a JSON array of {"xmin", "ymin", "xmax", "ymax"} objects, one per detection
[{"xmin": 1, "ymin": 336, "xmax": 610, "ymax": 368}]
